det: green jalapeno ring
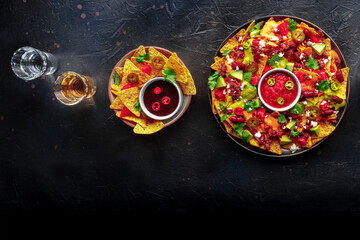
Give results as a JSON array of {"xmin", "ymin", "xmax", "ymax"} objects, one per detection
[
  {"xmin": 330, "ymin": 82, "xmax": 340, "ymax": 91},
  {"xmin": 277, "ymin": 97, "xmax": 284, "ymax": 105},
  {"xmin": 285, "ymin": 80, "xmax": 294, "ymax": 90},
  {"xmin": 267, "ymin": 78, "xmax": 275, "ymax": 86}
]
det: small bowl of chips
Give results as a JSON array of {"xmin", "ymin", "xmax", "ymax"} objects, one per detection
[{"xmin": 108, "ymin": 46, "xmax": 196, "ymax": 134}]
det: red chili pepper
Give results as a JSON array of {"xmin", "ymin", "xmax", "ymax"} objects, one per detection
[
  {"xmin": 319, "ymin": 99, "xmax": 330, "ymax": 112},
  {"xmin": 152, "ymin": 102, "xmax": 161, "ymax": 111},
  {"xmin": 154, "ymin": 87, "xmax": 161, "ymax": 94},
  {"xmin": 161, "ymin": 96, "xmax": 170, "ymax": 105},
  {"xmin": 234, "ymin": 107, "xmax": 243, "ymax": 116},
  {"xmin": 121, "ymin": 83, "xmax": 136, "ymax": 90},
  {"xmin": 141, "ymin": 64, "xmax": 151, "ymax": 76},
  {"xmin": 119, "ymin": 106, "xmax": 136, "ymax": 118}
]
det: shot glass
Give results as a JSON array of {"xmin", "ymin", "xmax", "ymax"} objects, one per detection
[
  {"xmin": 53, "ymin": 71, "xmax": 96, "ymax": 105},
  {"xmin": 11, "ymin": 46, "xmax": 58, "ymax": 81}
]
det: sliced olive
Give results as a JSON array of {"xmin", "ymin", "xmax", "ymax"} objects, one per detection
[
  {"xmin": 277, "ymin": 97, "xmax": 284, "ymax": 105},
  {"xmin": 292, "ymin": 29, "xmax": 305, "ymax": 44},
  {"xmin": 267, "ymin": 78, "xmax": 275, "ymax": 86},
  {"xmin": 127, "ymin": 73, "xmax": 139, "ymax": 83},
  {"xmin": 151, "ymin": 56, "xmax": 165, "ymax": 69},
  {"xmin": 285, "ymin": 80, "xmax": 294, "ymax": 90},
  {"xmin": 246, "ymin": 117, "xmax": 259, "ymax": 129},
  {"xmin": 245, "ymin": 62, "xmax": 258, "ymax": 74},
  {"xmin": 306, "ymin": 106, "xmax": 320, "ymax": 120},
  {"xmin": 330, "ymin": 82, "xmax": 340, "ymax": 91}
]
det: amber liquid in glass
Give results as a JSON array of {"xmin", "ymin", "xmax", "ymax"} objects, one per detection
[{"xmin": 60, "ymin": 73, "xmax": 91, "ymax": 101}]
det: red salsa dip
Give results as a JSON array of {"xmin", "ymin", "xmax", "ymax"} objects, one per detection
[
  {"xmin": 260, "ymin": 71, "xmax": 299, "ymax": 109},
  {"xmin": 143, "ymin": 80, "xmax": 179, "ymax": 116}
]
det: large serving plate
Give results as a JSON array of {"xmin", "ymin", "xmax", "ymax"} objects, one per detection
[
  {"xmin": 208, "ymin": 15, "xmax": 349, "ymax": 157},
  {"xmin": 108, "ymin": 46, "xmax": 192, "ymax": 128}
]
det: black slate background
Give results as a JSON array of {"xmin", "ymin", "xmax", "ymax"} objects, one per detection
[{"xmin": 1, "ymin": 0, "xmax": 360, "ymax": 213}]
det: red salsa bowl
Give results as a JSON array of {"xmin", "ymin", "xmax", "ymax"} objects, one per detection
[{"xmin": 258, "ymin": 68, "xmax": 301, "ymax": 112}]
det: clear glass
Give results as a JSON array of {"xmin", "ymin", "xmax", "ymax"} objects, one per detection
[
  {"xmin": 53, "ymin": 71, "xmax": 96, "ymax": 105},
  {"xmin": 11, "ymin": 46, "xmax": 58, "ymax": 81}
]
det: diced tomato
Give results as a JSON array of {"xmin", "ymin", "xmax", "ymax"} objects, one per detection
[
  {"xmin": 263, "ymin": 65, "xmax": 272, "ymax": 74},
  {"xmin": 277, "ymin": 22, "xmax": 289, "ymax": 36},
  {"xmin": 121, "ymin": 83, "xmax": 136, "ymax": 90},
  {"xmin": 296, "ymin": 72, "xmax": 304, "ymax": 82},
  {"xmin": 330, "ymin": 65, "xmax": 336, "ymax": 73},
  {"xmin": 319, "ymin": 99, "xmax": 330, "ymax": 111},
  {"xmin": 252, "ymin": 39, "xmax": 260, "ymax": 47},
  {"xmin": 297, "ymin": 137, "xmax": 307, "ymax": 146},
  {"xmin": 119, "ymin": 106, "xmax": 135, "ymax": 118},
  {"xmin": 214, "ymin": 87, "xmax": 226, "ymax": 101},
  {"xmin": 251, "ymin": 76, "xmax": 260, "ymax": 85},
  {"xmin": 311, "ymin": 36, "xmax": 320, "ymax": 43},
  {"xmin": 141, "ymin": 64, "xmax": 151, "ymax": 75},
  {"xmin": 317, "ymin": 70, "xmax": 328, "ymax": 80}
]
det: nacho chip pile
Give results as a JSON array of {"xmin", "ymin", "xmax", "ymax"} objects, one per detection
[
  {"xmin": 209, "ymin": 17, "xmax": 349, "ymax": 155},
  {"xmin": 110, "ymin": 46, "xmax": 196, "ymax": 134}
]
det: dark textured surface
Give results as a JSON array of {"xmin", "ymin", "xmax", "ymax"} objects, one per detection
[{"xmin": 0, "ymin": 0, "xmax": 360, "ymax": 213}]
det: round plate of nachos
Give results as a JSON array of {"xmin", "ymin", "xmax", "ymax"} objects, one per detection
[
  {"xmin": 208, "ymin": 16, "xmax": 349, "ymax": 157},
  {"xmin": 109, "ymin": 46, "xmax": 196, "ymax": 134}
]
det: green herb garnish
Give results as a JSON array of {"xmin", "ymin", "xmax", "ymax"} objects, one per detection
[
  {"xmin": 249, "ymin": 21, "xmax": 264, "ymax": 33},
  {"xmin": 222, "ymin": 50, "xmax": 232, "ymax": 56},
  {"xmin": 135, "ymin": 53, "xmax": 150, "ymax": 63},
  {"xmin": 162, "ymin": 67, "xmax": 177, "ymax": 83},
  {"xmin": 244, "ymin": 100, "xmax": 259, "ymax": 112},
  {"xmin": 243, "ymin": 72, "xmax": 252, "ymax": 84},
  {"xmin": 288, "ymin": 19, "xmax": 297, "ymax": 33},
  {"xmin": 318, "ymin": 79, "xmax": 330, "ymax": 91},
  {"xmin": 234, "ymin": 123, "xmax": 246, "ymax": 136},
  {"xmin": 290, "ymin": 131, "xmax": 300, "ymax": 138},
  {"xmin": 305, "ymin": 56, "xmax": 319, "ymax": 70},
  {"xmin": 208, "ymin": 71, "xmax": 219, "ymax": 90},
  {"xmin": 113, "ymin": 72, "xmax": 121, "ymax": 85},
  {"xmin": 268, "ymin": 54, "xmax": 281, "ymax": 66},
  {"xmin": 278, "ymin": 113, "xmax": 286, "ymax": 124},
  {"xmin": 134, "ymin": 101, "xmax": 142, "ymax": 112},
  {"xmin": 220, "ymin": 114, "xmax": 227, "ymax": 122}
]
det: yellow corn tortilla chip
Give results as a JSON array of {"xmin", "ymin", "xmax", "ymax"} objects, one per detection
[
  {"xmin": 179, "ymin": 66, "xmax": 196, "ymax": 95},
  {"xmin": 163, "ymin": 55, "xmax": 188, "ymax": 84},
  {"xmin": 250, "ymin": 138, "xmax": 282, "ymax": 155},
  {"xmin": 118, "ymin": 87, "xmax": 141, "ymax": 117},
  {"xmin": 334, "ymin": 67, "xmax": 349, "ymax": 101},
  {"xmin": 115, "ymin": 111, "xmax": 147, "ymax": 128},
  {"xmin": 115, "ymin": 67, "xmax": 124, "ymax": 78},
  {"xmin": 260, "ymin": 17, "xmax": 279, "ymax": 46},
  {"xmin": 222, "ymin": 120, "xmax": 233, "ymax": 133},
  {"xmin": 311, "ymin": 136, "xmax": 324, "ymax": 145},
  {"xmin": 133, "ymin": 45, "xmax": 146, "ymax": 57},
  {"xmin": 110, "ymin": 96, "xmax": 124, "ymax": 110},
  {"xmin": 317, "ymin": 122, "xmax": 336, "ymax": 138},
  {"xmin": 111, "ymin": 84, "xmax": 121, "ymax": 96},
  {"xmin": 293, "ymin": 67, "xmax": 319, "ymax": 92},
  {"xmin": 211, "ymin": 56, "xmax": 225, "ymax": 71},
  {"xmin": 121, "ymin": 59, "xmax": 141, "ymax": 89},
  {"xmin": 133, "ymin": 120, "xmax": 164, "ymax": 134},
  {"xmin": 148, "ymin": 47, "xmax": 169, "ymax": 62},
  {"xmin": 254, "ymin": 55, "xmax": 268, "ymax": 78}
]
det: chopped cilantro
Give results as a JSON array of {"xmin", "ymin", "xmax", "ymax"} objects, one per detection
[
  {"xmin": 288, "ymin": 19, "xmax": 297, "ymax": 33},
  {"xmin": 135, "ymin": 53, "xmax": 150, "ymax": 63},
  {"xmin": 220, "ymin": 114, "xmax": 227, "ymax": 122},
  {"xmin": 268, "ymin": 54, "xmax": 280, "ymax": 66},
  {"xmin": 244, "ymin": 100, "xmax": 259, "ymax": 112},
  {"xmin": 162, "ymin": 67, "xmax": 177, "ymax": 83},
  {"xmin": 318, "ymin": 79, "xmax": 330, "ymax": 91},
  {"xmin": 134, "ymin": 101, "xmax": 142, "ymax": 112},
  {"xmin": 305, "ymin": 56, "xmax": 319, "ymax": 70},
  {"xmin": 249, "ymin": 21, "xmax": 264, "ymax": 33},
  {"xmin": 278, "ymin": 113, "xmax": 286, "ymax": 124},
  {"xmin": 222, "ymin": 50, "xmax": 232, "ymax": 56},
  {"xmin": 219, "ymin": 102, "xmax": 227, "ymax": 111},
  {"xmin": 112, "ymin": 72, "xmax": 121, "ymax": 85},
  {"xmin": 208, "ymin": 71, "xmax": 219, "ymax": 90},
  {"xmin": 243, "ymin": 72, "xmax": 252, "ymax": 84},
  {"xmin": 290, "ymin": 131, "xmax": 300, "ymax": 138},
  {"xmin": 234, "ymin": 123, "xmax": 246, "ymax": 136}
]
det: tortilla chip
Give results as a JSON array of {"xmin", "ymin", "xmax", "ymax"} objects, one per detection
[
  {"xmin": 293, "ymin": 68, "xmax": 318, "ymax": 92},
  {"xmin": 133, "ymin": 120, "xmax": 164, "ymax": 134},
  {"xmin": 254, "ymin": 55, "xmax": 268, "ymax": 78},
  {"xmin": 334, "ymin": 67, "xmax": 349, "ymax": 100},
  {"xmin": 179, "ymin": 66, "xmax": 196, "ymax": 95},
  {"xmin": 110, "ymin": 96, "xmax": 124, "ymax": 110},
  {"xmin": 311, "ymin": 136, "xmax": 324, "ymax": 145},
  {"xmin": 211, "ymin": 56, "xmax": 225, "ymax": 71},
  {"xmin": 148, "ymin": 47, "xmax": 169, "ymax": 62},
  {"xmin": 317, "ymin": 122, "xmax": 336, "ymax": 138},
  {"xmin": 269, "ymin": 140, "xmax": 282, "ymax": 155},
  {"xmin": 222, "ymin": 120, "xmax": 233, "ymax": 133},
  {"xmin": 122, "ymin": 115, "xmax": 147, "ymax": 128},
  {"xmin": 264, "ymin": 115, "xmax": 280, "ymax": 130},
  {"xmin": 220, "ymin": 35, "xmax": 239, "ymax": 54},
  {"xmin": 163, "ymin": 55, "xmax": 188, "ymax": 84},
  {"xmin": 111, "ymin": 84, "xmax": 122, "ymax": 96},
  {"xmin": 115, "ymin": 67, "xmax": 124, "ymax": 78},
  {"xmin": 245, "ymin": 21, "xmax": 255, "ymax": 35},
  {"xmin": 118, "ymin": 87, "xmax": 141, "ymax": 117},
  {"xmin": 133, "ymin": 45, "xmax": 146, "ymax": 57},
  {"xmin": 260, "ymin": 17, "xmax": 279, "ymax": 46}
]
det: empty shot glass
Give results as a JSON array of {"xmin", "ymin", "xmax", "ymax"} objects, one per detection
[
  {"xmin": 53, "ymin": 71, "xmax": 96, "ymax": 105},
  {"xmin": 11, "ymin": 46, "xmax": 58, "ymax": 81}
]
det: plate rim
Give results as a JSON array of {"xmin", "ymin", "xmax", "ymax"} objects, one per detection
[{"xmin": 208, "ymin": 15, "xmax": 350, "ymax": 157}]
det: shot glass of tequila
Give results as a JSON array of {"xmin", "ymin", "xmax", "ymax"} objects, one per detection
[
  {"xmin": 11, "ymin": 46, "xmax": 57, "ymax": 80},
  {"xmin": 53, "ymin": 71, "xmax": 96, "ymax": 105}
]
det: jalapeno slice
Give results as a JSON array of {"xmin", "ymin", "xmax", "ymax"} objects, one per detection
[
  {"xmin": 285, "ymin": 80, "xmax": 294, "ymax": 90},
  {"xmin": 127, "ymin": 73, "xmax": 139, "ymax": 83},
  {"xmin": 306, "ymin": 106, "xmax": 320, "ymax": 120},
  {"xmin": 151, "ymin": 56, "xmax": 165, "ymax": 69},
  {"xmin": 277, "ymin": 97, "xmax": 284, "ymax": 105},
  {"xmin": 267, "ymin": 78, "xmax": 275, "ymax": 86},
  {"xmin": 292, "ymin": 29, "xmax": 305, "ymax": 44},
  {"xmin": 245, "ymin": 62, "xmax": 258, "ymax": 74},
  {"xmin": 246, "ymin": 117, "xmax": 259, "ymax": 129},
  {"xmin": 330, "ymin": 82, "xmax": 340, "ymax": 91}
]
